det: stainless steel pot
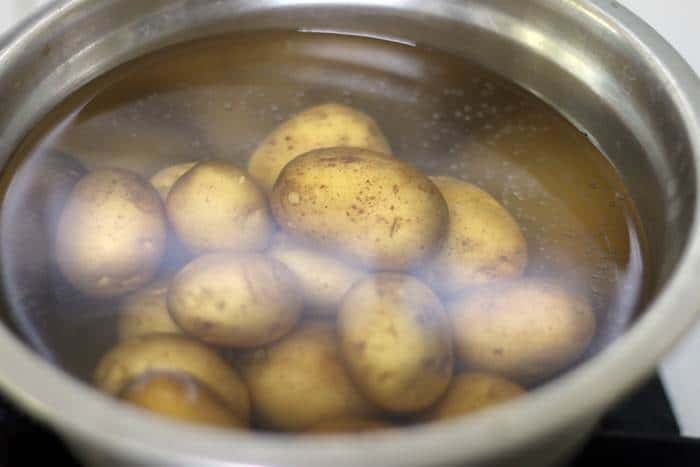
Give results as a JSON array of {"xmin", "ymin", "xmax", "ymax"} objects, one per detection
[{"xmin": 1, "ymin": 1, "xmax": 699, "ymax": 466}]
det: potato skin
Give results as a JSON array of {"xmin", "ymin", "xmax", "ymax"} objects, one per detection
[
  {"xmin": 306, "ymin": 417, "xmax": 390, "ymax": 434},
  {"xmin": 93, "ymin": 335, "xmax": 250, "ymax": 423},
  {"xmin": 117, "ymin": 279, "xmax": 183, "ymax": 341},
  {"xmin": 238, "ymin": 322, "xmax": 376, "ymax": 431},
  {"xmin": 149, "ymin": 162, "xmax": 196, "ymax": 201},
  {"xmin": 121, "ymin": 371, "xmax": 245, "ymax": 428},
  {"xmin": 248, "ymin": 103, "xmax": 391, "ymax": 191},
  {"xmin": 449, "ymin": 279, "xmax": 596, "ymax": 383},
  {"xmin": 55, "ymin": 169, "xmax": 167, "ymax": 297},
  {"xmin": 427, "ymin": 372, "xmax": 525, "ymax": 421},
  {"xmin": 166, "ymin": 160, "xmax": 273, "ymax": 254},
  {"xmin": 424, "ymin": 176, "xmax": 527, "ymax": 295},
  {"xmin": 338, "ymin": 274, "xmax": 453, "ymax": 413},
  {"xmin": 168, "ymin": 253, "xmax": 302, "ymax": 348},
  {"xmin": 271, "ymin": 147, "xmax": 449, "ymax": 271},
  {"xmin": 267, "ymin": 233, "xmax": 365, "ymax": 315}
]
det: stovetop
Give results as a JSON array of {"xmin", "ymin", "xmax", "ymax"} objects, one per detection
[{"xmin": 1, "ymin": 373, "xmax": 698, "ymax": 466}]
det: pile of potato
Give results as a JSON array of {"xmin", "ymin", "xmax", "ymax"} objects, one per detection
[{"xmin": 54, "ymin": 103, "xmax": 596, "ymax": 432}]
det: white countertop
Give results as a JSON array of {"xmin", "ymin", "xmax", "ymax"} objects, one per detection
[{"xmin": 2, "ymin": 0, "xmax": 699, "ymax": 437}]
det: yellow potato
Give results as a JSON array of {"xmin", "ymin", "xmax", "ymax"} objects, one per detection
[
  {"xmin": 149, "ymin": 162, "xmax": 197, "ymax": 201},
  {"xmin": 55, "ymin": 169, "xmax": 167, "ymax": 297},
  {"xmin": 449, "ymin": 278, "xmax": 596, "ymax": 383},
  {"xmin": 248, "ymin": 102, "xmax": 391, "ymax": 191},
  {"xmin": 271, "ymin": 147, "xmax": 449, "ymax": 271},
  {"xmin": 168, "ymin": 253, "xmax": 302, "ymax": 348},
  {"xmin": 455, "ymin": 107, "xmax": 633, "ymax": 311},
  {"xmin": 267, "ymin": 233, "xmax": 365, "ymax": 315},
  {"xmin": 117, "ymin": 279, "xmax": 183, "ymax": 341},
  {"xmin": 93, "ymin": 334, "xmax": 250, "ymax": 423},
  {"xmin": 423, "ymin": 176, "xmax": 527, "ymax": 295},
  {"xmin": 238, "ymin": 322, "xmax": 376, "ymax": 431},
  {"xmin": 428, "ymin": 372, "xmax": 525, "ymax": 421},
  {"xmin": 306, "ymin": 417, "xmax": 391, "ymax": 434},
  {"xmin": 166, "ymin": 160, "xmax": 274, "ymax": 254},
  {"xmin": 338, "ymin": 274, "xmax": 453, "ymax": 413},
  {"xmin": 121, "ymin": 371, "xmax": 245, "ymax": 428}
]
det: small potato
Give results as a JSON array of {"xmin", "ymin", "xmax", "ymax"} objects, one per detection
[
  {"xmin": 428, "ymin": 372, "xmax": 525, "ymax": 421},
  {"xmin": 423, "ymin": 176, "xmax": 527, "ymax": 295},
  {"xmin": 271, "ymin": 148, "xmax": 449, "ymax": 271},
  {"xmin": 55, "ymin": 169, "xmax": 167, "ymax": 297},
  {"xmin": 449, "ymin": 279, "xmax": 596, "ymax": 383},
  {"xmin": 248, "ymin": 103, "xmax": 391, "ymax": 191},
  {"xmin": 117, "ymin": 279, "xmax": 183, "ymax": 341},
  {"xmin": 168, "ymin": 253, "xmax": 302, "ymax": 348},
  {"xmin": 166, "ymin": 160, "xmax": 273, "ymax": 254},
  {"xmin": 149, "ymin": 162, "xmax": 197, "ymax": 201},
  {"xmin": 238, "ymin": 322, "xmax": 376, "ymax": 431},
  {"xmin": 338, "ymin": 274, "xmax": 453, "ymax": 413},
  {"xmin": 306, "ymin": 417, "xmax": 391, "ymax": 434},
  {"xmin": 121, "ymin": 371, "xmax": 245, "ymax": 428},
  {"xmin": 93, "ymin": 334, "xmax": 250, "ymax": 423},
  {"xmin": 267, "ymin": 233, "xmax": 365, "ymax": 315}
]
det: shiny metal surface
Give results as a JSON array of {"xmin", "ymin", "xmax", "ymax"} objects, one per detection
[{"xmin": 0, "ymin": 1, "xmax": 699, "ymax": 466}]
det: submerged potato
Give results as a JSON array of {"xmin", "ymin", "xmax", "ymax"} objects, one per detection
[
  {"xmin": 117, "ymin": 279, "xmax": 183, "ymax": 341},
  {"xmin": 121, "ymin": 371, "xmax": 245, "ymax": 428},
  {"xmin": 149, "ymin": 162, "xmax": 197, "ymax": 201},
  {"xmin": 424, "ymin": 176, "xmax": 527, "ymax": 295},
  {"xmin": 248, "ymin": 103, "xmax": 391, "ymax": 191},
  {"xmin": 306, "ymin": 417, "xmax": 391, "ymax": 434},
  {"xmin": 450, "ymin": 279, "xmax": 596, "ymax": 383},
  {"xmin": 168, "ymin": 253, "xmax": 302, "ymax": 348},
  {"xmin": 166, "ymin": 160, "xmax": 274, "ymax": 254},
  {"xmin": 271, "ymin": 148, "xmax": 449, "ymax": 270},
  {"xmin": 55, "ymin": 169, "xmax": 167, "ymax": 297},
  {"xmin": 428, "ymin": 372, "xmax": 525, "ymax": 421},
  {"xmin": 93, "ymin": 334, "xmax": 250, "ymax": 423},
  {"xmin": 238, "ymin": 322, "xmax": 376, "ymax": 431},
  {"xmin": 267, "ymin": 233, "xmax": 365, "ymax": 315},
  {"xmin": 338, "ymin": 274, "xmax": 453, "ymax": 413}
]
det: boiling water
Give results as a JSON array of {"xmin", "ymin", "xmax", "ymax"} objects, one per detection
[{"xmin": 0, "ymin": 31, "xmax": 647, "ymax": 424}]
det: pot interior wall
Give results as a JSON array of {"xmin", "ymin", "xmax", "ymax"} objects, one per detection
[{"xmin": 0, "ymin": 0, "xmax": 694, "ymax": 371}]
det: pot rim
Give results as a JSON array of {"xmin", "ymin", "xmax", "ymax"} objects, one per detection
[{"xmin": 0, "ymin": 0, "xmax": 699, "ymax": 466}]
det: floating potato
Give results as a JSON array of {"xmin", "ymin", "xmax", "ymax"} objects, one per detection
[
  {"xmin": 267, "ymin": 233, "xmax": 365, "ymax": 315},
  {"xmin": 449, "ymin": 278, "xmax": 596, "ymax": 384},
  {"xmin": 121, "ymin": 371, "xmax": 246, "ymax": 428},
  {"xmin": 117, "ymin": 279, "xmax": 183, "ymax": 341},
  {"xmin": 271, "ymin": 147, "xmax": 449, "ymax": 271},
  {"xmin": 306, "ymin": 417, "xmax": 391, "ymax": 434},
  {"xmin": 166, "ymin": 160, "xmax": 274, "ymax": 254},
  {"xmin": 238, "ymin": 322, "xmax": 376, "ymax": 431},
  {"xmin": 455, "ymin": 107, "xmax": 633, "ymax": 311},
  {"xmin": 93, "ymin": 334, "xmax": 250, "ymax": 423},
  {"xmin": 168, "ymin": 253, "xmax": 302, "ymax": 348},
  {"xmin": 427, "ymin": 372, "xmax": 525, "ymax": 421},
  {"xmin": 423, "ymin": 176, "xmax": 527, "ymax": 295},
  {"xmin": 149, "ymin": 162, "xmax": 197, "ymax": 201},
  {"xmin": 338, "ymin": 274, "xmax": 453, "ymax": 413},
  {"xmin": 55, "ymin": 169, "xmax": 167, "ymax": 297},
  {"xmin": 248, "ymin": 102, "xmax": 391, "ymax": 191}
]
